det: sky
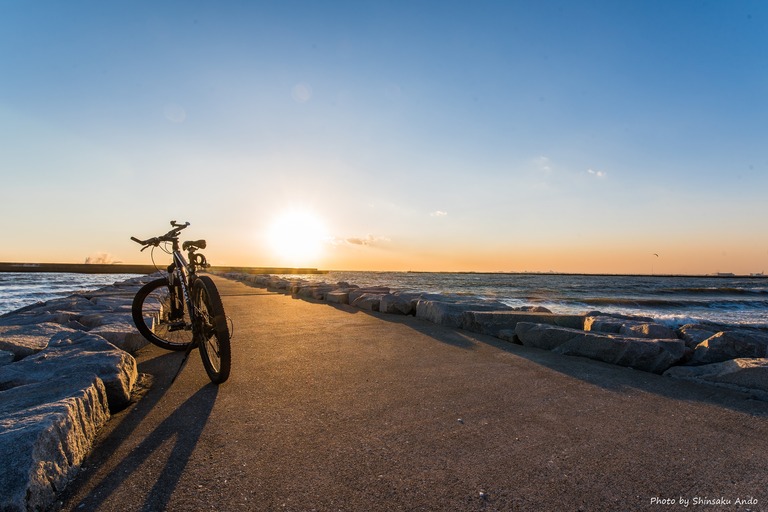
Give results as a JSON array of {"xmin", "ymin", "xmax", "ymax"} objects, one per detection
[{"xmin": 1, "ymin": 0, "xmax": 767, "ymax": 274}]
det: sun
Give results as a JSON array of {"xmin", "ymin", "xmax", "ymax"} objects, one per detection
[{"xmin": 265, "ymin": 210, "xmax": 330, "ymax": 266}]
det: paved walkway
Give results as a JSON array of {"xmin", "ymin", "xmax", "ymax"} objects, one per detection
[{"xmin": 59, "ymin": 276, "xmax": 768, "ymax": 511}]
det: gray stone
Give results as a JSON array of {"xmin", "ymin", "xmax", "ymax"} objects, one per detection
[
  {"xmin": 0, "ymin": 331, "xmax": 137, "ymax": 409},
  {"xmin": 348, "ymin": 287, "xmax": 390, "ymax": 304},
  {"xmin": 293, "ymin": 284, "xmax": 335, "ymax": 301},
  {"xmin": 325, "ymin": 290, "xmax": 350, "ymax": 305},
  {"xmin": 619, "ymin": 322, "xmax": 677, "ymax": 340},
  {"xmin": 0, "ymin": 374, "xmax": 110, "ymax": 512},
  {"xmin": 0, "ymin": 323, "xmax": 78, "ymax": 360},
  {"xmin": 88, "ymin": 294, "xmax": 135, "ymax": 311},
  {"xmin": 351, "ymin": 293, "xmax": 382, "ymax": 312},
  {"xmin": 677, "ymin": 324, "xmax": 720, "ymax": 350},
  {"xmin": 88, "ymin": 322, "xmax": 148, "ymax": 354},
  {"xmin": 78, "ymin": 311, "xmax": 134, "ymax": 329},
  {"xmin": 515, "ymin": 322, "xmax": 686, "ymax": 374},
  {"xmin": 0, "ymin": 310, "xmax": 73, "ymax": 327},
  {"xmin": 664, "ymin": 358, "xmax": 768, "ymax": 400},
  {"xmin": 688, "ymin": 330, "xmax": 768, "ymax": 365},
  {"xmin": 463, "ymin": 311, "xmax": 584, "ymax": 338},
  {"xmin": 379, "ymin": 294, "xmax": 414, "ymax": 315},
  {"xmin": 415, "ymin": 300, "xmax": 511, "ymax": 329}
]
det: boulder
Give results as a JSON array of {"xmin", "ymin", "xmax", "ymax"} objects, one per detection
[
  {"xmin": 0, "ymin": 374, "xmax": 110, "ymax": 512},
  {"xmin": 515, "ymin": 322, "xmax": 686, "ymax": 374},
  {"xmin": 0, "ymin": 323, "xmax": 78, "ymax": 360},
  {"xmin": 619, "ymin": 322, "xmax": 677, "ymax": 340},
  {"xmin": 664, "ymin": 358, "xmax": 768, "ymax": 400},
  {"xmin": 325, "ymin": 290, "xmax": 351, "ymax": 305},
  {"xmin": 88, "ymin": 323, "xmax": 148, "ymax": 354},
  {"xmin": 415, "ymin": 300, "xmax": 511, "ymax": 329},
  {"xmin": 351, "ymin": 293, "xmax": 382, "ymax": 312},
  {"xmin": 688, "ymin": 330, "xmax": 768, "ymax": 365},
  {"xmin": 0, "ymin": 331, "xmax": 138, "ymax": 409},
  {"xmin": 677, "ymin": 324, "xmax": 720, "ymax": 350},
  {"xmin": 379, "ymin": 293, "xmax": 418, "ymax": 315},
  {"xmin": 462, "ymin": 311, "xmax": 584, "ymax": 338},
  {"xmin": 293, "ymin": 284, "xmax": 336, "ymax": 301},
  {"xmin": 348, "ymin": 287, "xmax": 390, "ymax": 304}
]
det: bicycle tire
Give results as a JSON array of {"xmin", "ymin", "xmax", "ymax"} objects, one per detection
[
  {"xmin": 192, "ymin": 275, "xmax": 231, "ymax": 384},
  {"xmin": 132, "ymin": 277, "xmax": 195, "ymax": 351}
]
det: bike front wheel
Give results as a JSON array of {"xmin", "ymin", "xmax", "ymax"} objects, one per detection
[
  {"xmin": 192, "ymin": 276, "xmax": 231, "ymax": 384},
  {"xmin": 132, "ymin": 277, "xmax": 195, "ymax": 351}
]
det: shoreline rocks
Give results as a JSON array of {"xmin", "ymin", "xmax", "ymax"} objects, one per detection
[
  {"xmin": 0, "ymin": 275, "xmax": 156, "ymax": 512},
  {"xmin": 219, "ymin": 272, "xmax": 768, "ymax": 401}
]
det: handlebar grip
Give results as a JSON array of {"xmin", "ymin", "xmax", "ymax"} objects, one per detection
[{"xmin": 130, "ymin": 236, "xmax": 144, "ymax": 244}]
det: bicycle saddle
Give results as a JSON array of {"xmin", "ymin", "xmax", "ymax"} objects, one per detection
[{"xmin": 183, "ymin": 239, "xmax": 207, "ymax": 250}]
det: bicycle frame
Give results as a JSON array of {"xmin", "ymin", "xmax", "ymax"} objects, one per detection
[{"xmin": 166, "ymin": 239, "xmax": 201, "ymax": 328}]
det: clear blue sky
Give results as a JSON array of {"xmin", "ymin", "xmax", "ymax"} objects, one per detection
[{"xmin": 1, "ymin": 0, "xmax": 766, "ymax": 274}]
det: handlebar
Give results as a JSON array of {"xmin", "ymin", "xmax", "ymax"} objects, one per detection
[{"xmin": 131, "ymin": 221, "xmax": 190, "ymax": 250}]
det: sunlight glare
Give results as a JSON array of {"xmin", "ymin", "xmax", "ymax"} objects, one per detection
[{"xmin": 266, "ymin": 210, "xmax": 329, "ymax": 266}]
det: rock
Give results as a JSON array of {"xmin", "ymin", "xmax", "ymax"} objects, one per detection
[
  {"xmin": 463, "ymin": 311, "xmax": 584, "ymax": 338},
  {"xmin": 619, "ymin": 322, "xmax": 677, "ymax": 340},
  {"xmin": 583, "ymin": 316, "xmax": 624, "ymax": 334},
  {"xmin": 515, "ymin": 322, "xmax": 686, "ymax": 374},
  {"xmin": 293, "ymin": 284, "xmax": 336, "ymax": 301},
  {"xmin": 415, "ymin": 300, "xmax": 511, "ymax": 329},
  {"xmin": 87, "ymin": 294, "xmax": 135, "ymax": 311},
  {"xmin": 688, "ymin": 330, "xmax": 768, "ymax": 365},
  {"xmin": 351, "ymin": 293, "xmax": 382, "ymax": 312},
  {"xmin": 677, "ymin": 324, "xmax": 720, "ymax": 350},
  {"xmin": 325, "ymin": 290, "xmax": 351, "ymax": 304},
  {"xmin": 664, "ymin": 358, "xmax": 768, "ymax": 399},
  {"xmin": 0, "ymin": 331, "xmax": 138, "ymax": 409},
  {"xmin": 0, "ymin": 310, "xmax": 74, "ymax": 327},
  {"xmin": 514, "ymin": 305, "xmax": 553, "ymax": 313},
  {"xmin": 379, "ymin": 293, "xmax": 415, "ymax": 315},
  {"xmin": 78, "ymin": 311, "xmax": 134, "ymax": 329},
  {"xmin": 348, "ymin": 287, "xmax": 390, "ymax": 304},
  {"xmin": 88, "ymin": 323, "xmax": 149, "ymax": 354},
  {"xmin": 0, "ymin": 323, "xmax": 78, "ymax": 360},
  {"xmin": 0, "ymin": 374, "xmax": 110, "ymax": 512}
]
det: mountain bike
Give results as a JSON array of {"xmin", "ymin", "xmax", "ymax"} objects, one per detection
[{"xmin": 130, "ymin": 221, "xmax": 231, "ymax": 384}]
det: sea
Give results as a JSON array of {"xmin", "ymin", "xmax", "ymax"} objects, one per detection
[
  {"xmin": 0, "ymin": 272, "xmax": 142, "ymax": 316},
  {"xmin": 291, "ymin": 271, "xmax": 768, "ymax": 329},
  {"xmin": 1, "ymin": 271, "xmax": 767, "ymax": 329}
]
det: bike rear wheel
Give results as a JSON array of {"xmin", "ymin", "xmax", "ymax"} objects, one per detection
[
  {"xmin": 192, "ymin": 275, "xmax": 231, "ymax": 384},
  {"xmin": 132, "ymin": 277, "xmax": 195, "ymax": 351}
]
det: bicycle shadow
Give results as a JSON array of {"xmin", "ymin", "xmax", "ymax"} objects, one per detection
[
  {"xmin": 68, "ymin": 382, "xmax": 218, "ymax": 511},
  {"xmin": 58, "ymin": 344, "xmax": 219, "ymax": 511}
]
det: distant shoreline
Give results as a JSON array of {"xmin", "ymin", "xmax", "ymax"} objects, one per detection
[
  {"xmin": 0, "ymin": 262, "xmax": 326, "ymax": 275},
  {"xmin": 1, "ymin": 262, "xmax": 764, "ymax": 278}
]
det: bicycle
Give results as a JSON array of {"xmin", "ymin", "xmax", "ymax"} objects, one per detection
[{"xmin": 130, "ymin": 221, "xmax": 231, "ymax": 384}]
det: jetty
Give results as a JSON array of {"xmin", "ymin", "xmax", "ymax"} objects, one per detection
[{"xmin": 55, "ymin": 276, "xmax": 767, "ymax": 511}]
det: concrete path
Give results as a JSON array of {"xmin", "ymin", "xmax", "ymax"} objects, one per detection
[{"xmin": 59, "ymin": 276, "xmax": 768, "ymax": 511}]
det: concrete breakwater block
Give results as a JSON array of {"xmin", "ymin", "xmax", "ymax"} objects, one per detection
[
  {"xmin": 415, "ymin": 299, "xmax": 513, "ymax": 329},
  {"xmin": 463, "ymin": 311, "xmax": 584, "ymax": 338},
  {"xmin": 664, "ymin": 358, "xmax": 768, "ymax": 400},
  {"xmin": 0, "ymin": 331, "xmax": 137, "ymax": 409},
  {"xmin": 515, "ymin": 322, "xmax": 687, "ymax": 374},
  {"xmin": 0, "ymin": 374, "xmax": 111, "ymax": 512},
  {"xmin": 688, "ymin": 330, "xmax": 768, "ymax": 366},
  {"xmin": 0, "ymin": 276, "xmax": 152, "ymax": 512}
]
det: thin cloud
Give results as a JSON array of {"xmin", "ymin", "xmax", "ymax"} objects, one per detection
[
  {"xmin": 587, "ymin": 168, "xmax": 606, "ymax": 178},
  {"xmin": 332, "ymin": 235, "xmax": 390, "ymax": 247},
  {"xmin": 534, "ymin": 155, "xmax": 552, "ymax": 173},
  {"xmin": 430, "ymin": 210, "xmax": 448, "ymax": 217}
]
